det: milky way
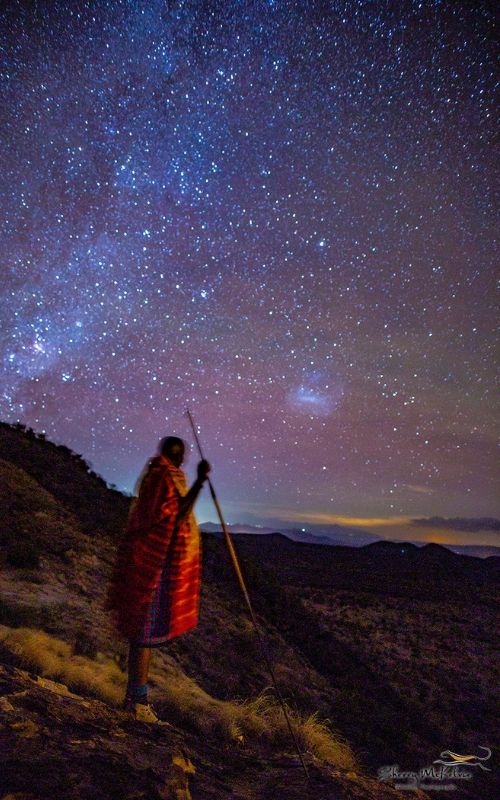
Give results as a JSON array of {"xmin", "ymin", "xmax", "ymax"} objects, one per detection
[{"xmin": 0, "ymin": 1, "xmax": 497, "ymax": 530}]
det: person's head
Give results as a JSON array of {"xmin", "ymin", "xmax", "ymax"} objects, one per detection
[{"xmin": 159, "ymin": 436, "xmax": 185, "ymax": 467}]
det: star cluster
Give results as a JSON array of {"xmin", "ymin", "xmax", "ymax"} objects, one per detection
[{"xmin": 0, "ymin": 1, "xmax": 497, "ymax": 528}]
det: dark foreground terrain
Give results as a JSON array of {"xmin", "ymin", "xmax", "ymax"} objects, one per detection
[{"xmin": 0, "ymin": 422, "xmax": 497, "ymax": 799}]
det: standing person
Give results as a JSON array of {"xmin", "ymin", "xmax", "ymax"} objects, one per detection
[{"xmin": 107, "ymin": 436, "xmax": 210, "ymax": 722}]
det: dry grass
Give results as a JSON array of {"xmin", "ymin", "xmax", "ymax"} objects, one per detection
[
  {"xmin": 150, "ymin": 666, "xmax": 245, "ymax": 741},
  {"xmin": 0, "ymin": 625, "xmax": 357, "ymax": 770},
  {"xmin": 237, "ymin": 691, "xmax": 357, "ymax": 770},
  {"xmin": 299, "ymin": 711, "xmax": 356, "ymax": 769},
  {"xmin": 0, "ymin": 625, "xmax": 124, "ymax": 705}
]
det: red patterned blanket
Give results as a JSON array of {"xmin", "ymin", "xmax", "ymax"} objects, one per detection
[{"xmin": 107, "ymin": 455, "xmax": 201, "ymax": 641}]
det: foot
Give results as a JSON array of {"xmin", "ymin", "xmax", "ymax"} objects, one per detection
[
  {"xmin": 123, "ymin": 698, "xmax": 168, "ymax": 725},
  {"xmin": 133, "ymin": 702, "xmax": 162, "ymax": 724}
]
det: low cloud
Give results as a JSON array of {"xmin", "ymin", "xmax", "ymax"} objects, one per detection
[
  {"xmin": 411, "ymin": 517, "xmax": 500, "ymax": 533},
  {"xmin": 263, "ymin": 509, "xmax": 410, "ymax": 527}
]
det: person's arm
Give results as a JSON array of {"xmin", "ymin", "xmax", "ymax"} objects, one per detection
[{"xmin": 177, "ymin": 459, "xmax": 211, "ymax": 521}]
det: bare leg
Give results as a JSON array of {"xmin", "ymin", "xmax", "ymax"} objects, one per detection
[{"xmin": 127, "ymin": 644, "xmax": 151, "ymax": 697}]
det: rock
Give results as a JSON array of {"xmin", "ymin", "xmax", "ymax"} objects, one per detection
[
  {"xmin": 0, "ymin": 698, "xmax": 15, "ymax": 713},
  {"xmin": 9, "ymin": 720, "xmax": 40, "ymax": 738},
  {"xmin": 35, "ymin": 676, "xmax": 79, "ymax": 699},
  {"xmin": 158, "ymin": 751, "xmax": 196, "ymax": 799}
]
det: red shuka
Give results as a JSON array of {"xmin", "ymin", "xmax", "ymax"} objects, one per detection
[{"xmin": 107, "ymin": 455, "xmax": 201, "ymax": 642}]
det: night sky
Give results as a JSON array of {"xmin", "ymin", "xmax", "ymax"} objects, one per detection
[{"xmin": 1, "ymin": 1, "xmax": 497, "ymax": 544}]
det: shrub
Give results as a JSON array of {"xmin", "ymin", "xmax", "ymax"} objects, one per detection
[
  {"xmin": 5, "ymin": 541, "xmax": 41, "ymax": 569},
  {"xmin": 0, "ymin": 597, "xmax": 38, "ymax": 627}
]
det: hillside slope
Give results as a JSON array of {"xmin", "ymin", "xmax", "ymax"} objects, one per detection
[
  {"xmin": 1, "ymin": 423, "xmax": 497, "ymax": 798},
  {"xmin": 0, "ymin": 421, "xmax": 130, "ymax": 537},
  {"xmin": 0, "ymin": 660, "xmax": 425, "ymax": 800}
]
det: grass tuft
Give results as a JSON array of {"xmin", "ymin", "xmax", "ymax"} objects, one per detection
[{"xmin": 237, "ymin": 691, "xmax": 357, "ymax": 769}]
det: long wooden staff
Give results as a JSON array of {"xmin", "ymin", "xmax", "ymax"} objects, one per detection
[{"xmin": 186, "ymin": 409, "xmax": 310, "ymax": 783}]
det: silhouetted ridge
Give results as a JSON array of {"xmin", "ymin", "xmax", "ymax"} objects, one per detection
[
  {"xmin": 362, "ymin": 540, "xmax": 419, "ymax": 554},
  {"xmin": 235, "ymin": 532, "xmax": 295, "ymax": 545},
  {"xmin": 201, "ymin": 528, "xmax": 295, "ymax": 545},
  {"xmin": 0, "ymin": 421, "xmax": 129, "ymax": 538},
  {"xmin": 419, "ymin": 542, "xmax": 457, "ymax": 557}
]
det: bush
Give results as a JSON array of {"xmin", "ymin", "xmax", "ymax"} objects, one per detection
[
  {"xmin": 73, "ymin": 628, "xmax": 99, "ymax": 659},
  {"xmin": 0, "ymin": 597, "xmax": 38, "ymax": 627},
  {"xmin": 5, "ymin": 540, "xmax": 41, "ymax": 569}
]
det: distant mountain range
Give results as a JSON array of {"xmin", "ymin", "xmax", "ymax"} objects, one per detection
[
  {"xmin": 200, "ymin": 521, "xmax": 380, "ymax": 546},
  {"xmin": 200, "ymin": 521, "xmax": 500, "ymax": 558}
]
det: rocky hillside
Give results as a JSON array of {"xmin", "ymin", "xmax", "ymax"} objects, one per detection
[
  {"xmin": 1, "ymin": 659, "xmax": 429, "ymax": 800},
  {"xmin": 0, "ymin": 422, "xmax": 497, "ymax": 799}
]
